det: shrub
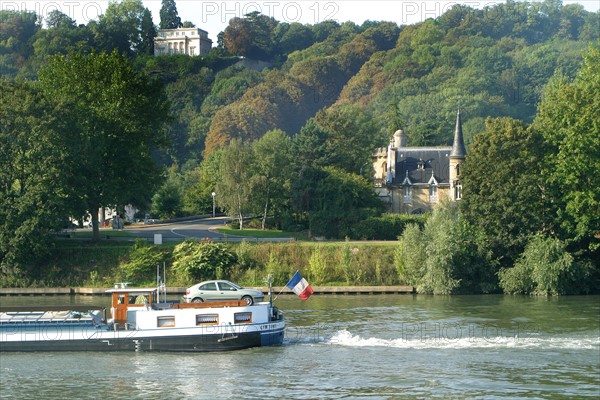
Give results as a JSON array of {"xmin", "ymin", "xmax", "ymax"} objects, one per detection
[
  {"xmin": 351, "ymin": 213, "xmax": 427, "ymax": 240},
  {"xmin": 499, "ymin": 234, "xmax": 588, "ymax": 295},
  {"xmin": 171, "ymin": 239, "xmax": 237, "ymax": 281},
  {"xmin": 120, "ymin": 239, "xmax": 171, "ymax": 284}
]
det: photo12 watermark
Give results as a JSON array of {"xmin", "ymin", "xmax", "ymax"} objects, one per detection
[{"xmin": 0, "ymin": 1, "xmax": 106, "ymax": 23}]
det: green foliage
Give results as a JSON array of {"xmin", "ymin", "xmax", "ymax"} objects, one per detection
[
  {"xmin": 351, "ymin": 214, "xmax": 426, "ymax": 240},
  {"xmin": 171, "ymin": 240, "xmax": 237, "ymax": 281},
  {"xmin": 395, "ymin": 202, "xmax": 492, "ymax": 294},
  {"xmin": 498, "ymin": 235, "xmax": 590, "ymax": 295},
  {"xmin": 0, "ymin": 80, "xmax": 68, "ymax": 278},
  {"xmin": 215, "ymin": 139, "xmax": 254, "ymax": 229},
  {"xmin": 308, "ymin": 246, "xmax": 328, "ymax": 284},
  {"xmin": 38, "ymin": 51, "xmax": 170, "ymax": 240},
  {"xmin": 532, "ymin": 45, "xmax": 600, "ymax": 253},
  {"xmin": 120, "ymin": 239, "xmax": 171, "ymax": 283},
  {"xmin": 294, "ymin": 167, "xmax": 384, "ymax": 238},
  {"xmin": 151, "ymin": 166, "xmax": 184, "ymax": 219},
  {"xmin": 159, "ymin": 0, "xmax": 182, "ymax": 29},
  {"xmin": 460, "ymin": 117, "xmax": 546, "ymax": 268}
]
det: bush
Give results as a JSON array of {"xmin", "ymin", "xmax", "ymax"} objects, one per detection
[
  {"xmin": 499, "ymin": 234, "xmax": 589, "ymax": 295},
  {"xmin": 171, "ymin": 239, "xmax": 237, "ymax": 281},
  {"xmin": 351, "ymin": 214, "xmax": 427, "ymax": 240},
  {"xmin": 120, "ymin": 239, "xmax": 171, "ymax": 284}
]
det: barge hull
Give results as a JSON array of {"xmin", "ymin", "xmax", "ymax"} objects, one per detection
[{"xmin": 0, "ymin": 327, "xmax": 284, "ymax": 352}]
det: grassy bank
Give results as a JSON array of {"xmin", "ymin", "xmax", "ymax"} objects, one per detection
[{"xmin": 3, "ymin": 239, "xmax": 400, "ymax": 288}]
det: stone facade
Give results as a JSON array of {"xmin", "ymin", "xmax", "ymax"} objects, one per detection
[
  {"xmin": 372, "ymin": 110, "xmax": 466, "ymax": 214},
  {"xmin": 154, "ymin": 28, "xmax": 212, "ymax": 57}
]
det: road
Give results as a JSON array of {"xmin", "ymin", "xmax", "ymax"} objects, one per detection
[{"xmin": 123, "ymin": 217, "xmax": 294, "ymax": 242}]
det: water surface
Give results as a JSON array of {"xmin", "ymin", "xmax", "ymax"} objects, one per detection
[{"xmin": 1, "ymin": 294, "xmax": 598, "ymax": 399}]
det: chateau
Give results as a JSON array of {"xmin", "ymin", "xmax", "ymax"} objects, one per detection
[
  {"xmin": 372, "ymin": 110, "xmax": 466, "ymax": 214},
  {"xmin": 154, "ymin": 28, "xmax": 212, "ymax": 57}
]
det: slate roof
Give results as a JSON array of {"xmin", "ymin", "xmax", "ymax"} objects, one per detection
[{"xmin": 394, "ymin": 147, "xmax": 452, "ymax": 185}]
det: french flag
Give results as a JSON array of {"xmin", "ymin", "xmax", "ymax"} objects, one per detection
[{"xmin": 286, "ymin": 272, "xmax": 314, "ymax": 301}]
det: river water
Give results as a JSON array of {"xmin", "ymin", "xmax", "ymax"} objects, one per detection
[{"xmin": 0, "ymin": 294, "xmax": 598, "ymax": 399}]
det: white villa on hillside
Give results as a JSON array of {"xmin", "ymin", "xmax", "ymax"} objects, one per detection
[{"xmin": 154, "ymin": 28, "xmax": 212, "ymax": 57}]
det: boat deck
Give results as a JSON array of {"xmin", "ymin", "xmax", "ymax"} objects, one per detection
[{"xmin": 0, "ymin": 306, "xmax": 105, "ymax": 326}]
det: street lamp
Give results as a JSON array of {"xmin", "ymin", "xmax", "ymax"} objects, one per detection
[{"xmin": 211, "ymin": 192, "xmax": 216, "ymax": 218}]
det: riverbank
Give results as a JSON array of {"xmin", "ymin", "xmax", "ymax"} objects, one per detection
[{"xmin": 0, "ymin": 285, "xmax": 415, "ymax": 296}]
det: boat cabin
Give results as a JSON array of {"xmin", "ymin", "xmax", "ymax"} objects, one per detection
[{"xmin": 106, "ymin": 287, "xmax": 157, "ymax": 329}]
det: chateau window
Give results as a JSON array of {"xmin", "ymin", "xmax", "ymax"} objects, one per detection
[
  {"xmin": 456, "ymin": 164, "xmax": 460, "ymax": 176},
  {"xmin": 417, "ymin": 159, "xmax": 425, "ymax": 170},
  {"xmin": 455, "ymin": 183, "xmax": 462, "ymax": 200},
  {"xmin": 403, "ymin": 185, "xmax": 412, "ymax": 204},
  {"xmin": 429, "ymin": 184, "xmax": 438, "ymax": 204}
]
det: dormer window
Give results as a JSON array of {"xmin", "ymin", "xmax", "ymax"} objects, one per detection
[{"xmin": 417, "ymin": 159, "xmax": 425, "ymax": 170}]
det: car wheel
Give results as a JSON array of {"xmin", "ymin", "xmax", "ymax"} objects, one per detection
[
  {"xmin": 192, "ymin": 298, "xmax": 203, "ymax": 303},
  {"xmin": 242, "ymin": 295, "xmax": 254, "ymax": 306}
]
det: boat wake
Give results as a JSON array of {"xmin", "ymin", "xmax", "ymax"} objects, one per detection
[{"xmin": 327, "ymin": 329, "xmax": 600, "ymax": 350}]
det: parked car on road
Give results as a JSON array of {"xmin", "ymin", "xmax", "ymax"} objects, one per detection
[{"xmin": 183, "ymin": 280, "xmax": 265, "ymax": 305}]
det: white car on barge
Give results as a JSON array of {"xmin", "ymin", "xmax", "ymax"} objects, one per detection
[{"xmin": 0, "ymin": 283, "xmax": 284, "ymax": 352}]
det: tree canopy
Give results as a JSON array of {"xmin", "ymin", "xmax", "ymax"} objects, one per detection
[{"xmin": 38, "ymin": 51, "xmax": 170, "ymax": 240}]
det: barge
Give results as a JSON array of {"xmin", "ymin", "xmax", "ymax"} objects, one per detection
[{"xmin": 0, "ymin": 284, "xmax": 284, "ymax": 352}]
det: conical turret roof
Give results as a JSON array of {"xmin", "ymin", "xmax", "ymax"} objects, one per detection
[{"xmin": 450, "ymin": 109, "xmax": 466, "ymax": 158}]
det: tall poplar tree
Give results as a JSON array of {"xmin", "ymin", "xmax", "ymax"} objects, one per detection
[
  {"xmin": 215, "ymin": 139, "xmax": 253, "ymax": 230},
  {"xmin": 159, "ymin": 0, "xmax": 182, "ymax": 29}
]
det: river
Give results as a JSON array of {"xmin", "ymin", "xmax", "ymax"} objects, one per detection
[{"xmin": 0, "ymin": 294, "xmax": 598, "ymax": 399}]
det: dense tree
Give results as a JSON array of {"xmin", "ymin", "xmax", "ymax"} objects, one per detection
[
  {"xmin": 223, "ymin": 12, "xmax": 277, "ymax": 60},
  {"xmin": 312, "ymin": 105, "xmax": 384, "ymax": 174},
  {"xmin": 297, "ymin": 167, "xmax": 383, "ymax": 238},
  {"xmin": 95, "ymin": 0, "xmax": 146, "ymax": 56},
  {"xmin": 139, "ymin": 8, "xmax": 157, "ymax": 55},
  {"xmin": 159, "ymin": 0, "xmax": 182, "ymax": 29},
  {"xmin": 532, "ymin": 46, "xmax": 600, "ymax": 253},
  {"xmin": 460, "ymin": 117, "xmax": 547, "ymax": 268},
  {"xmin": 45, "ymin": 10, "xmax": 76, "ymax": 29},
  {"xmin": 0, "ymin": 81, "xmax": 67, "ymax": 278},
  {"xmin": 38, "ymin": 51, "xmax": 170, "ymax": 240}
]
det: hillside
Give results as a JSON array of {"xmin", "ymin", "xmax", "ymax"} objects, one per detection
[{"xmin": 1, "ymin": 1, "xmax": 597, "ymax": 166}]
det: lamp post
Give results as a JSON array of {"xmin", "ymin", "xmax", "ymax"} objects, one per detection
[{"xmin": 211, "ymin": 192, "xmax": 216, "ymax": 218}]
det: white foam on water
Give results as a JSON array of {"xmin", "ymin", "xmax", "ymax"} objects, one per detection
[{"xmin": 327, "ymin": 329, "xmax": 600, "ymax": 350}]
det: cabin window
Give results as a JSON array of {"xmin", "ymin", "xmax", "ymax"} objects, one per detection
[
  {"xmin": 157, "ymin": 316, "xmax": 175, "ymax": 327},
  {"xmin": 196, "ymin": 314, "xmax": 219, "ymax": 326},
  {"xmin": 234, "ymin": 312, "xmax": 252, "ymax": 324}
]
